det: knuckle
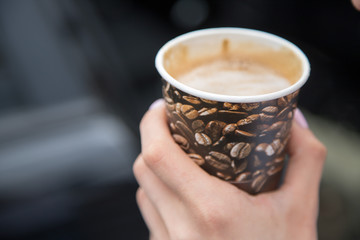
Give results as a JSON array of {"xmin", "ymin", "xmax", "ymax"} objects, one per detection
[
  {"xmin": 309, "ymin": 140, "xmax": 327, "ymax": 160},
  {"xmin": 132, "ymin": 156, "xmax": 146, "ymax": 179},
  {"xmin": 197, "ymin": 203, "xmax": 226, "ymax": 231},
  {"xmin": 142, "ymin": 139, "xmax": 166, "ymax": 167},
  {"xmin": 135, "ymin": 188, "xmax": 146, "ymax": 205},
  {"xmin": 316, "ymin": 142, "xmax": 327, "ymax": 158}
]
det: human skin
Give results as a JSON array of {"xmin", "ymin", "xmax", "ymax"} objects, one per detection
[
  {"xmin": 352, "ymin": 0, "xmax": 360, "ymax": 10},
  {"xmin": 133, "ymin": 100, "xmax": 327, "ymax": 240}
]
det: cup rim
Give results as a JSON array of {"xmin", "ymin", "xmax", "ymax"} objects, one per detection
[{"xmin": 155, "ymin": 27, "xmax": 310, "ymax": 103}]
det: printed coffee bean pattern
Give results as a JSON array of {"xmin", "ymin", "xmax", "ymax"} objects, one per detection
[{"xmin": 162, "ymin": 80, "xmax": 299, "ymax": 194}]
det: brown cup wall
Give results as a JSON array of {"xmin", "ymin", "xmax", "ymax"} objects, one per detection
[{"xmin": 162, "ymin": 80, "xmax": 299, "ymax": 194}]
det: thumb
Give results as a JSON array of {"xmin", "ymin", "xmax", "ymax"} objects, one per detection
[{"xmin": 281, "ymin": 109, "xmax": 327, "ymax": 197}]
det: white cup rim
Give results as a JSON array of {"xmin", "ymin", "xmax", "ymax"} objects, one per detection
[{"xmin": 155, "ymin": 28, "xmax": 310, "ymax": 103}]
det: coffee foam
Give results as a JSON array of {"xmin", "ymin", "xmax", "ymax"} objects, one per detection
[
  {"xmin": 177, "ymin": 58, "xmax": 291, "ymax": 96},
  {"xmin": 163, "ymin": 39, "xmax": 303, "ymax": 96}
]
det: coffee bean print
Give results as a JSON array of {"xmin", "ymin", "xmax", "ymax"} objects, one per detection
[
  {"xmin": 164, "ymin": 81, "xmax": 170, "ymax": 92},
  {"xmin": 271, "ymin": 139, "xmax": 281, "ymax": 153},
  {"xmin": 174, "ymin": 90, "xmax": 181, "ymax": 100},
  {"xmin": 237, "ymin": 114, "xmax": 260, "ymax": 126},
  {"xmin": 224, "ymin": 142, "xmax": 237, "ymax": 152},
  {"xmin": 237, "ymin": 118, "xmax": 252, "ymax": 126},
  {"xmin": 205, "ymin": 155, "xmax": 230, "ymax": 170},
  {"xmin": 275, "ymin": 124, "xmax": 288, "ymax": 139},
  {"xmin": 267, "ymin": 165, "xmax": 283, "ymax": 176},
  {"xmin": 205, "ymin": 121, "xmax": 226, "ymax": 141},
  {"xmin": 201, "ymin": 98, "xmax": 218, "ymax": 104},
  {"xmin": 248, "ymin": 114, "xmax": 260, "ymax": 121},
  {"xmin": 235, "ymin": 172, "xmax": 251, "ymax": 182},
  {"xmin": 277, "ymin": 97, "xmax": 288, "ymax": 107},
  {"xmin": 252, "ymin": 155, "xmax": 262, "ymax": 168},
  {"xmin": 234, "ymin": 159, "xmax": 248, "ymax": 174},
  {"xmin": 222, "ymin": 123, "xmax": 238, "ymax": 135},
  {"xmin": 212, "ymin": 136, "xmax": 226, "ymax": 147},
  {"xmin": 255, "ymin": 143, "xmax": 267, "ymax": 152},
  {"xmin": 166, "ymin": 103, "xmax": 175, "ymax": 111},
  {"xmin": 265, "ymin": 160, "xmax": 273, "ymax": 167},
  {"xmin": 181, "ymin": 105, "xmax": 199, "ymax": 120},
  {"xmin": 172, "ymin": 134, "xmax": 189, "ymax": 150},
  {"xmin": 257, "ymin": 124, "xmax": 270, "ymax": 131},
  {"xmin": 259, "ymin": 113, "xmax": 275, "ymax": 122},
  {"xmin": 172, "ymin": 111, "xmax": 186, "ymax": 124},
  {"xmin": 188, "ymin": 148, "xmax": 196, "ymax": 154},
  {"xmin": 209, "ymin": 151, "xmax": 231, "ymax": 163},
  {"xmin": 224, "ymin": 102, "xmax": 241, "ymax": 110},
  {"xmin": 230, "ymin": 142, "xmax": 251, "ymax": 159},
  {"xmin": 216, "ymin": 172, "xmax": 232, "ymax": 180},
  {"xmin": 265, "ymin": 144, "xmax": 275, "ymax": 156},
  {"xmin": 275, "ymin": 142, "xmax": 285, "ymax": 155},
  {"xmin": 218, "ymin": 110, "xmax": 248, "ymax": 117},
  {"xmin": 164, "ymin": 95, "xmax": 174, "ymax": 104},
  {"xmin": 262, "ymin": 106, "xmax": 278, "ymax": 115},
  {"xmin": 162, "ymin": 80, "xmax": 298, "ymax": 194},
  {"xmin": 192, "ymin": 120, "xmax": 205, "ymax": 132},
  {"xmin": 274, "ymin": 156, "xmax": 285, "ymax": 163},
  {"xmin": 235, "ymin": 129, "xmax": 256, "ymax": 137},
  {"xmin": 252, "ymin": 174, "xmax": 267, "ymax": 192},
  {"xmin": 219, "ymin": 111, "xmax": 249, "ymax": 123},
  {"xmin": 169, "ymin": 122, "xmax": 176, "ymax": 132},
  {"xmin": 162, "ymin": 86, "xmax": 173, "ymax": 104},
  {"xmin": 183, "ymin": 96, "xmax": 201, "ymax": 105},
  {"xmin": 286, "ymin": 94, "xmax": 293, "ymax": 103},
  {"xmin": 175, "ymin": 103, "xmax": 182, "ymax": 113},
  {"xmin": 241, "ymin": 103, "xmax": 260, "ymax": 111},
  {"xmin": 253, "ymin": 169, "xmax": 264, "ymax": 178},
  {"xmin": 276, "ymin": 107, "xmax": 290, "ymax": 120},
  {"xmin": 255, "ymin": 143, "xmax": 275, "ymax": 156},
  {"xmin": 264, "ymin": 99, "xmax": 277, "ymax": 106},
  {"xmin": 188, "ymin": 153, "xmax": 205, "ymax": 166},
  {"xmin": 175, "ymin": 121, "xmax": 194, "ymax": 142},
  {"xmin": 223, "ymin": 102, "xmax": 231, "ymax": 109},
  {"xmin": 263, "ymin": 121, "xmax": 285, "ymax": 133},
  {"xmin": 198, "ymin": 107, "xmax": 217, "ymax": 116},
  {"xmin": 195, "ymin": 132, "xmax": 212, "ymax": 146}
]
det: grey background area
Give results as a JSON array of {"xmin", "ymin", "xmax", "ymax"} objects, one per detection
[{"xmin": 0, "ymin": 0, "xmax": 359, "ymax": 239}]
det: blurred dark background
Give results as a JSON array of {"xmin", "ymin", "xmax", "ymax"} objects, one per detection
[{"xmin": 0, "ymin": 0, "xmax": 359, "ymax": 239}]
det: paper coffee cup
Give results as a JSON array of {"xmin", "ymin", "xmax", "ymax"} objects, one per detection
[{"xmin": 155, "ymin": 28, "xmax": 310, "ymax": 194}]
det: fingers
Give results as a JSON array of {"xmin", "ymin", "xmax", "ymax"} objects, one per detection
[
  {"xmin": 139, "ymin": 100, "xmax": 213, "ymax": 199},
  {"xmin": 281, "ymin": 111, "xmax": 327, "ymax": 198},
  {"xmin": 134, "ymin": 155, "xmax": 197, "ymax": 236},
  {"xmin": 136, "ymin": 188, "xmax": 169, "ymax": 240},
  {"xmin": 133, "ymin": 155, "xmax": 181, "ymax": 222}
]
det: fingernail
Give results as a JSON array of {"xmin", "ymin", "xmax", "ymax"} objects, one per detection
[
  {"xmin": 294, "ymin": 108, "xmax": 309, "ymax": 128},
  {"xmin": 149, "ymin": 98, "xmax": 165, "ymax": 110}
]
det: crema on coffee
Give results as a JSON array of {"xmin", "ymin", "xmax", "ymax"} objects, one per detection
[
  {"xmin": 163, "ymin": 39, "xmax": 303, "ymax": 96},
  {"xmin": 177, "ymin": 58, "xmax": 290, "ymax": 96}
]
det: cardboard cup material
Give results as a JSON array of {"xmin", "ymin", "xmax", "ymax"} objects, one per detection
[{"xmin": 156, "ymin": 28, "xmax": 310, "ymax": 194}]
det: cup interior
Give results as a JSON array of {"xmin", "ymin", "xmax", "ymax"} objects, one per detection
[{"xmin": 156, "ymin": 28, "xmax": 310, "ymax": 103}]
